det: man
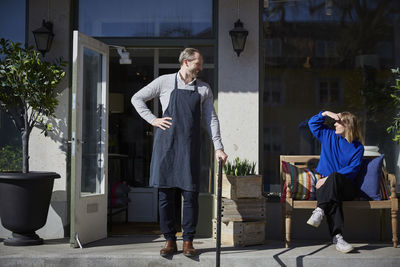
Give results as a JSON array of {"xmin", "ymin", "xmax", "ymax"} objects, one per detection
[{"xmin": 131, "ymin": 48, "xmax": 228, "ymax": 257}]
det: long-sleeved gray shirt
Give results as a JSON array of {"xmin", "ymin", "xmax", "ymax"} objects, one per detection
[{"xmin": 131, "ymin": 73, "xmax": 224, "ymax": 151}]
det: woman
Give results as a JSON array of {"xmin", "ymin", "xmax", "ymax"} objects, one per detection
[{"xmin": 307, "ymin": 111, "xmax": 364, "ymax": 253}]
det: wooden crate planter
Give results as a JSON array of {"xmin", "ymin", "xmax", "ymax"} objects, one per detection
[
  {"xmin": 221, "ymin": 174, "xmax": 262, "ymax": 200},
  {"xmin": 221, "ymin": 198, "xmax": 266, "ymax": 223},
  {"xmin": 213, "ymin": 219, "xmax": 266, "ymax": 247}
]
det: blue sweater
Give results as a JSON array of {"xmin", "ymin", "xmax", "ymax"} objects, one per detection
[{"xmin": 308, "ymin": 111, "xmax": 364, "ymax": 182}]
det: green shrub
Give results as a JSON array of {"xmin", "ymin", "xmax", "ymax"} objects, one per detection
[
  {"xmin": 223, "ymin": 157, "xmax": 256, "ymax": 176},
  {"xmin": 0, "ymin": 145, "xmax": 22, "ymax": 171}
]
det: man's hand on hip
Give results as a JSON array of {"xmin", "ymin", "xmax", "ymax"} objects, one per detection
[
  {"xmin": 151, "ymin": 117, "xmax": 172, "ymax": 130},
  {"xmin": 216, "ymin": 149, "xmax": 228, "ymax": 166}
]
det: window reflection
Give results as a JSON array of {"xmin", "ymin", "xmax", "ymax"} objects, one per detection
[
  {"xmin": 263, "ymin": 0, "xmax": 400, "ymax": 191},
  {"xmin": 79, "ymin": 0, "xmax": 213, "ymax": 38},
  {"xmin": 81, "ymin": 48, "xmax": 104, "ymax": 194}
]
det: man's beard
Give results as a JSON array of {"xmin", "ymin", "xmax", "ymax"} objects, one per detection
[{"xmin": 188, "ymin": 68, "xmax": 198, "ymax": 79}]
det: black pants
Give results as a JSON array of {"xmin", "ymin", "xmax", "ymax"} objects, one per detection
[
  {"xmin": 158, "ymin": 188, "xmax": 199, "ymax": 241},
  {"xmin": 316, "ymin": 172, "xmax": 357, "ymax": 237}
]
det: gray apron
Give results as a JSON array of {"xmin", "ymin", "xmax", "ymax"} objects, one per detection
[{"xmin": 149, "ymin": 74, "xmax": 201, "ymax": 192}]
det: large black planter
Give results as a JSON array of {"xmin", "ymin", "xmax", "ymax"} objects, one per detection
[{"xmin": 0, "ymin": 171, "xmax": 60, "ymax": 246}]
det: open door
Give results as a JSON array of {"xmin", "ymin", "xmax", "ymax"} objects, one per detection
[{"xmin": 70, "ymin": 31, "xmax": 109, "ymax": 247}]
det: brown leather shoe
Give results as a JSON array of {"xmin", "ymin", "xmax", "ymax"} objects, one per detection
[
  {"xmin": 160, "ymin": 240, "xmax": 177, "ymax": 257},
  {"xmin": 183, "ymin": 240, "xmax": 196, "ymax": 257}
]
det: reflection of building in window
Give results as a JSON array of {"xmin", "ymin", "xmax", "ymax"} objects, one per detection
[
  {"xmin": 264, "ymin": 77, "xmax": 284, "ymax": 106},
  {"xmin": 263, "ymin": 125, "xmax": 283, "ymax": 155},
  {"xmin": 316, "ymin": 79, "xmax": 343, "ymax": 105},
  {"xmin": 315, "ymin": 40, "xmax": 338, "ymax": 58},
  {"xmin": 375, "ymin": 41, "xmax": 393, "ymax": 69},
  {"xmin": 264, "ymin": 38, "xmax": 282, "ymax": 58},
  {"xmin": 375, "ymin": 41, "xmax": 393, "ymax": 59}
]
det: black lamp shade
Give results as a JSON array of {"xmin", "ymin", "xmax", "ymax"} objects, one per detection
[
  {"xmin": 229, "ymin": 19, "xmax": 249, "ymax": 57},
  {"xmin": 32, "ymin": 20, "xmax": 54, "ymax": 56}
]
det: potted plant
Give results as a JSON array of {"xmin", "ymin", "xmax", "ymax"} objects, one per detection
[
  {"xmin": 222, "ymin": 157, "xmax": 262, "ymax": 200},
  {"xmin": 0, "ymin": 39, "xmax": 65, "ymax": 246}
]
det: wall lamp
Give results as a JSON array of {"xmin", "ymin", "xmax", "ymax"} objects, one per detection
[
  {"xmin": 32, "ymin": 20, "xmax": 54, "ymax": 56},
  {"xmin": 229, "ymin": 19, "xmax": 248, "ymax": 57},
  {"xmin": 229, "ymin": 0, "xmax": 248, "ymax": 57}
]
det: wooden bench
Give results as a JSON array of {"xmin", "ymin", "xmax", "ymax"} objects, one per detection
[{"xmin": 280, "ymin": 155, "xmax": 398, "ymax": 248}]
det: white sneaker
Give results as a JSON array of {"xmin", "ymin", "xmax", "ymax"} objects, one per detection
[
  {"xmin": 307, "ymin": 207, "xmax": 324, "ymax": 227},
  {"xmin": 333, "ymin": 234, "xmax": 354, "ymax": 253}
]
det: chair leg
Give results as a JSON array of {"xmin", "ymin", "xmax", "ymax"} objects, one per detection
[
  {"xmin": 281, "ymin": 203, "xmax": 285, "ymax": 241},
  {"xmin": 392, "ymin": 207, "xmax": 398, "ymax": 248},
  {"xmin": 285, "ymin": 208, "xmax": 292, "ymax": 248}
]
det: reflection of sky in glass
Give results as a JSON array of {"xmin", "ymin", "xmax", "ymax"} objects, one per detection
[
  {"xmin": 0, "ymin": 0, "xmax": 25, "ymax": 44},
  {"xmin": 264, "ymin": 1, "xmax": 346, "ymax": 22},
  {"xmin": 264, "ymin": 0, "xmax": 399, "ymax": 23},
  {"xmin": 79, "ymin": 0, "xmax": 213, "ymax": 37}
]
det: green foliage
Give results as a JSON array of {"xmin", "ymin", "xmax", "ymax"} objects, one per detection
[
  {"xmin": 387, "ymin": 68, "xmax": 400, "ymax": 143},
  {"xmin": 0, "ymin": 39, "xmax": 65, "ymax": 124},
  {"xmin": 0, "ymin": 38, "xmax": 66, "ymax": 172},
  {"xmin": 223, "ymin": 157, "xmax": 256, "ymax": 176},
  {"xmin": 0, "ymin": 145, "xmax": 22, "ymax": 171}
]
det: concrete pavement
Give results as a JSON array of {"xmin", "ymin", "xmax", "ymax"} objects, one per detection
[{"xmin": 1, "ymin": 235, "xmax": 399, "ymax": 267}]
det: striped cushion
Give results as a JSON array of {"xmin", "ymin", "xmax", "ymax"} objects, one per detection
[{"xmin": 281, "ymin": 161, "xmax": 322, "ymax": 200}]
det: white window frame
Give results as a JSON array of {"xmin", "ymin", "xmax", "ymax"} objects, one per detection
[
  {"xmin": 315, "ymin": 40, "xmax": 338, "ymax": 58},
  {"xmin": 264, "ymin": 38, "xmax": 282, "ymax": 58},
  {"xmin": 316, "ymin": 78, "xmax": 343, "ymax": 105},
  {"xmin": 264, "ymin": 76, "xmax": 284, "ymax": 106},
  {"xmin": 263, "ymin": 125, "xmax": 284, "ymax": 155}
]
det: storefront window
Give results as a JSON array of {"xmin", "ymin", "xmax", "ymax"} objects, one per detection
[
  {"xmin": 262, "ymin": 0, "xmax": 400, "ymax": 192},
  {"xmin": 79, "ymin": 0, "xmax": 213, "ymax": 38},
  {"xmin": 0, "ymin": 0, "xmax": 25, "ymax": 44},
  {"xmin": 0, "ymin": 0, "xmax": 25, "ymax": 171}
]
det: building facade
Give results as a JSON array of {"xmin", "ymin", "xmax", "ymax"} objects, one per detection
[{"xmin": 1, "ymin": 0, "xmax": 399, "ymax": 244}]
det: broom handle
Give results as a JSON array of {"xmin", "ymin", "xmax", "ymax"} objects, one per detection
[{"xmin": 216, "ymin": 159, "xmax": 223, "ymax": 267}]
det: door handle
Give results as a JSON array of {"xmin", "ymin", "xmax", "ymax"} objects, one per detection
[
  {"xmin": 77, "ymin": 139, "xmax": 86, "ymax": 144},
  {"xmin": 146, "ymin": 131, "xmax": 153, "ymax": 136},
  {"xmin": 67, "ymin": 138, "xmax": 75, "ymax": 144}
]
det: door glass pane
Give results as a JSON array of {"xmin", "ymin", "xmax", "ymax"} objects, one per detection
[
  {"xmin": 79, "ymin": 0, "xmax": 213, "ymax": 38},
  {"xmin": 81, "ymin": 47, "xmax": 105, "ymax": 194}
]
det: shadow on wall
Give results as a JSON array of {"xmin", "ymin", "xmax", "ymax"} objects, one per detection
[
  {"xmin": 45, "ymin": 117, "xmax": 69, "ymax": 154},
  {"xmin": 50, "ymin": 190, "xmax": 69, "ymax": 237}
]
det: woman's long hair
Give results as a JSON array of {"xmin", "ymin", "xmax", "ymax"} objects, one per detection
[{"xmin": 340, "ymin": 111, "xmax": 363, "ymax": 144}]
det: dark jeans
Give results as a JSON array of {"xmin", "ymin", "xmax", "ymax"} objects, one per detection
[
  {"xmin": 316, "ymin": 172, "xmax": 357, "ymax": 237},
  {"xmin": 158, "ymin": 188, "xmax": 199, "ymax": 241}
]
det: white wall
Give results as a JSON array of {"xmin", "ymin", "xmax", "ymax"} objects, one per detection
[
  {"xmin": 30, "ymin": 0, "xmax": 71, "ymax": 239},
  {"xmin": 218, "ymin": 0, "xmax": 260, "ymax": 169}
]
